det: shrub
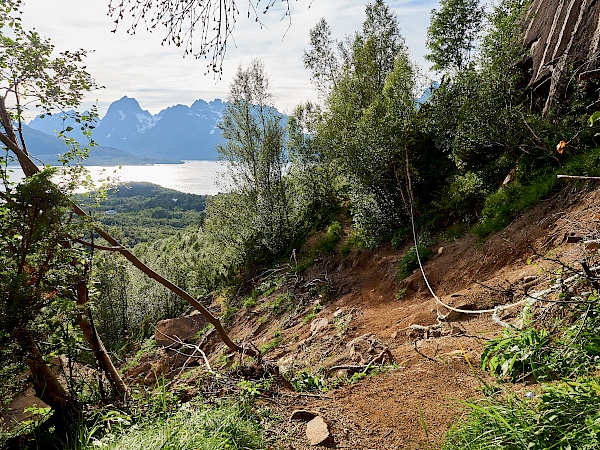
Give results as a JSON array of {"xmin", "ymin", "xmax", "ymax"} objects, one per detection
[
  {"xmin": 78, "ymin": 401, "xmax": 265, "ymax": 450},
  {"xmin": 480, "ymin": 327, "xmax": 551, "ymax": 381},
  {"xmin": 397, "ymin": 242, "xmax": 433, "ymax": 280},
  {"xmin": 319, "ymin": 221, "xmax": 343, "ymax": 253}
]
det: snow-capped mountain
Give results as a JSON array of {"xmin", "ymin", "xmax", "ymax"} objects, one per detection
[
  {"xmin": 28, "ymin": 96, "xmax": 239, "ymax": 161},
  {"xmin": 17, "ymin": 123, "xmax": 174, "ymax": 166},
  {"xmin": 28, "ymin": 96, "xmax": 285, "ymax": 162}
]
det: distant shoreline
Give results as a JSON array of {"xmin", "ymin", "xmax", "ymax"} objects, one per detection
[
  {"xmin": 5, "ymin": 158, "xmax": 224, "ymax": 169},
  {"xmin": 6, "ymin": 160, "xmax": 228, "ymax": 196}
]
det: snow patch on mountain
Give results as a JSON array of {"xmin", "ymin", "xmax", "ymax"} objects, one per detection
[{"xmin": 135, "ymin": 112, "xmax": 159, "ymax": 133}]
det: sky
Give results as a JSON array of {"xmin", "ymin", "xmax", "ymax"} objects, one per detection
[{"xmin": 20, "ymin": 0, "xmax": 442, "ymax": 118}]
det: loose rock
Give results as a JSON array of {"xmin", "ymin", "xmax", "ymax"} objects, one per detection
[
  {"xmin": 306, "ymin": 416, "xmax": 334, "ymax": 446},
  {"xmin": 155, "ymin": 310, "xmax": 206, "ymax": 347},
  {"xmin": 310, "ymin": 318, "xmax": 329, "ymax": 335}
]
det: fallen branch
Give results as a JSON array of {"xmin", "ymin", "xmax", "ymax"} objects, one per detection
[{"xmin": 413, "ymin": 339, "xmax": 437, "ymax": 363}]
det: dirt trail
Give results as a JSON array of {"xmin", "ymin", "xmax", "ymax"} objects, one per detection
[
  {"xmin": 232, "ymin": 184, "xmax": 600, "ymax": 449},
  {"xmin": 127, "ymin": 184, "xmax": 599, "ymax": 449}
]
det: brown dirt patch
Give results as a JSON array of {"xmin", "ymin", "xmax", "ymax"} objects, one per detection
[{"xmin": 176, "ymin": 184, "xmax": 600, "ymax": 449}]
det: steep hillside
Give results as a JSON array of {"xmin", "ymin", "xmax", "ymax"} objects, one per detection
[{"xmin": 123, "ymin": 181, "xmax": 600, "ymax": 449}]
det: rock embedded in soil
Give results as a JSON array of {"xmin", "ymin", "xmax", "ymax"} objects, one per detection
[
  {"xmin": 306, "ymin": 416, "xmax": 335, "ymax": 446},
  {"xmin": 310, "ymin": 318, "xmax": 330, "ymax": 335},
  {"xmin": 155, "ymin": 310, "xmax": 206, "ymax": 347}
]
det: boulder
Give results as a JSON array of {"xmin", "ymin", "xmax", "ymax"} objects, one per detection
[
  {"xmin": 155, "ymin": 310, "xmax": 207, "ymax": 347},
  {"xmin": 0, "ymin": 384, "xmax": 50, "ymax": 432}
]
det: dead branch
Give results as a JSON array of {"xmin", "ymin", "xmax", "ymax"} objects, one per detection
[
  {"xmin": 74, "ymin": 238, "xmax": 124, "ymax": 252},
  {"xmin": 578, "ymin": 69, "xmax": 600, "ymax": 82},
  {"xmin": 413, "ymin": 339, "xmax": 437, "ymax": 363},
  {"xmin": 325, "ymin": 348, "xmax": 393, "ymax": 377}
]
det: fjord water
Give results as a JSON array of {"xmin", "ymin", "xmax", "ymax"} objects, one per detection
[{"xmin": 7, "ymin": 160, "xmax": 228, "ymax": 195}]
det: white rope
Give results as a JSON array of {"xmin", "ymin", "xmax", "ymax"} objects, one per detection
[{"xmin": 405, "ymin": 181, "xmax": 596, "ymax": 323}]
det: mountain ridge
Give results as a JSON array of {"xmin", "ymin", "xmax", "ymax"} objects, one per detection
[{"xmin": 27, "ymin": 96, "xmax": 256, "ymax": 162}]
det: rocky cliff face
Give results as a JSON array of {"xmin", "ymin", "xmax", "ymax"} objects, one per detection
[{"xmin": 523, "ymin": 0, "xmax": 600, "ymax": 114}]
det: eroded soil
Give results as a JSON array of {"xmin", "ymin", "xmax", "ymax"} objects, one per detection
[{"xmin": 131, "ymin": 184, "xmax": 600, "ymax": 449}]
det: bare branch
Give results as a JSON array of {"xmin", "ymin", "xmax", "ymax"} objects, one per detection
[
  {"xmin": 107, "ymin": 0, "xmax": 293, "ymax": 75},
  {"xmin": 73, "ymin": 238, "xmax": 124, "ymax": 252},
  {"xmin": 557, "ymin": 175, "xmax": 600, "ymax": 180}
]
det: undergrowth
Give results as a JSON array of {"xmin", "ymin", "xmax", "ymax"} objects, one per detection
[
  {"xmin": 474, "ymin": 147, "xmax": 600, "ymax": 237},
  {"xmin": 443, "ymin": 379, "xmax": 600, "ymax": 450},
  {"xmin": 397, "ymin": 236, "xmax": 433, "ymax": 280},
  {"xmin": 66, "ymin": 378, "xmax": 266, "ymax": 450},
  {"xmin": 77, "ymin": 401, "xmax": 265, "ymax": 450},
  {"xmin": 444, "ymin": 269, "xmax": 600, "ymax": 449}
]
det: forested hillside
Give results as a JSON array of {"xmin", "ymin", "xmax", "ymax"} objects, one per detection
[{"xmin": 2, "ymin": 0, "xmax": 600, "ymax": 448}]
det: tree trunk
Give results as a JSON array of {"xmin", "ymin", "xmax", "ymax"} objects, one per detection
[
  {"xmin": 76, "ymin": 280, "xmax": 129, "ymax": 397},
  {"xmin": 0, "ymin": 125, "xmax": 255, "ymax": 358},
  {"xmin": 12, "ymin": 326, "xmax": 74, "ymax": 411}
]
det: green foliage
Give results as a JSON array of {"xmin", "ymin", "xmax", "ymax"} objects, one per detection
[
  {"xmin": 289, "ymin": 369, "xmax": 326, "ymax": 392},
  {"xmin": 121, "ymin": 338, "xmax": 158, "ymax": 374},
  {"xmin": 481, "ymin": 327, "xmax": 551, "ymax": 381},
  {"xmin": 395, "ymin": 287, "xmax": 408, "ymax": 301},
  {"xmin": 259, "ymin": 331, "xmax": 282, "ymax": 354},
  {"xmin": 237, "ymin": 377, "xmax": 273, "ymax": 400},
  {"xmin": 318, "ymin": 221, "xmax": 343, "ymax": 253},
  {"xmin": 482, "ymin": 293, "xmax": 600, "ymax": 382},
  {"xmin": 305, "ymin": 1, "xmax": 421, "ymax": 243},
  {"xmin": 210, "ymin": 59, "xmax": 291, "ymax": 265},
  {"xmin": 302, "ymin": 303, "xmax": 323, "ymax": 324},
  {"xmin": 268, "ymin": 293, "xmax": 293, "ymax": 316},
  {"xmin": 0, "ymin": 170, "xmax": 94, "ymax": 411},
  {"xmin": 75, "ymin": 183, "xmax": 206, "ymax": 247},
  {"xmin": 0, "ymin": 0, "xmax": 98, "ymax": 168},
  {"xmin": 426, "ymin": 0, "xmax": 484, "ymax": 73},
  {"xmin": 397, "ymin": 238, "xmax": 433, "ymax": 280},
  {"xmin": 302, "ymin": 18, "xmax": 342, "ymax": 96},
  {"xmin": 443, "ymin": 379, "xmax": 600, "ymax": 450},
  {"xmin": 475, "ymin": 175, "xmax": 556, "ymax": 237},
  {"xmin": 74, "ymin": 401, "xmax": 265, "ymax": 450},
  {"xmin": 475, "ymin": 147, "xmax": 600, "ymax": 237}
]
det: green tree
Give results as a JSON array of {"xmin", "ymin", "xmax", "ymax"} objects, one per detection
[
  {"xmin": 208, "ymin": 59, "xmax": 290, "ymax": 263},
  {"xmin": 0, "ymin": 0, "xmax": 115, "ymax": 420},
  {"xmin": 0, "ymin": 171, "xmax": 86, "ymax": 412},
  {"xmin": 302, "ymin": 18, "xmax": 343, "ymax": 97},
  {"xmin": 306, "ymin": 0, "xmax": 417, "ymax": 241},
  {"xmin": 425, "ymin": 0, "xmax": 484, "ymax": 73},
  {"xmin": 286, "ymin": 102, "xmax": 337, "ymax": 233}
]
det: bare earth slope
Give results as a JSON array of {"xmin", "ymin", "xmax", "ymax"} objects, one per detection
[
  {"xmin": 124, "ymin": 184, "xmax": 600, "ymax": 449},
  {"xmin": 221, "ymin": 184, "xmax": 599, "ymax": 449}
]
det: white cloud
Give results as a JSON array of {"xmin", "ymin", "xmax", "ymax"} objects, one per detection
[{"xmin": 19, "ymin": 0, "xmax": 441, "ymax": 117}]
